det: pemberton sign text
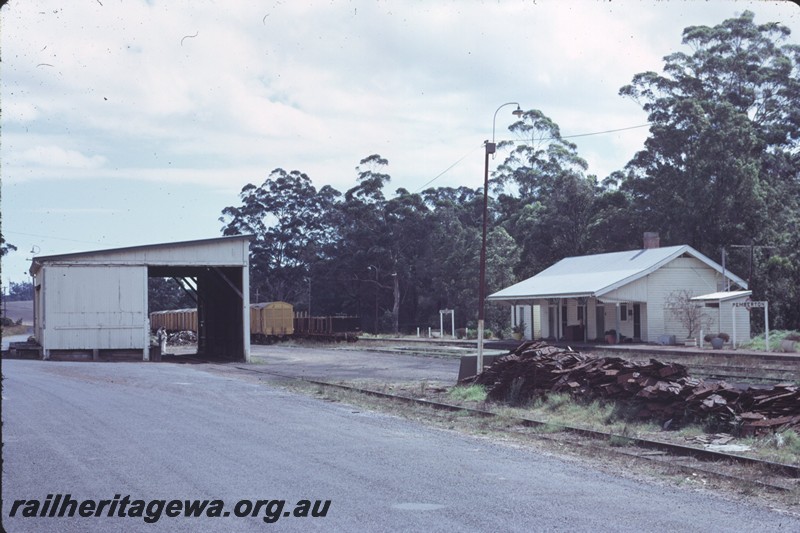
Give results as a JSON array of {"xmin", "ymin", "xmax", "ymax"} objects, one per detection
[{"xmin": 731, "ymin": 300, "xmax": 769, "ymax": 350}]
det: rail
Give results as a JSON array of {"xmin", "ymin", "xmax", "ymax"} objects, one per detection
[{"xmin": 224, "ymin": 364, "xmax": 799, "ymax": 489}]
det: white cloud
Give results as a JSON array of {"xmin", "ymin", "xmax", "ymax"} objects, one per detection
[
  {"xmin": 31, "ymin": 207, "xmax": 118, "ymax": 215},
  {"xmin": 3, "ymin": 100, "xmax": 40, "ymax": 122},
  {"xmin": 15, "ymin": 145, "xmax": 107, "ymax": 170},
  {"xmin": 1, "ymin": 0, "xmax": 798, "ymax": 283}
]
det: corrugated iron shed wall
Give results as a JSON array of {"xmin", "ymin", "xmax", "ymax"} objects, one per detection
[
  {"xmin": 40, "ymin": 264, "xmax": 147, "ymax": 350},
  {"xmin": 31, "ymin": 235, "xmax": 251, "ymax": 361}
]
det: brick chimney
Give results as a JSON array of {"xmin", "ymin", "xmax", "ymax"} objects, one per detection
[{"xmin": 643, "ymin": 232, "xmax": 660, "ymax": 249}]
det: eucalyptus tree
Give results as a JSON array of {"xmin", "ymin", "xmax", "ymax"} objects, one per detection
[
  {"xmin": 219, "ymin": 168, "xmax": 339, "ymax": 305},
  {"xmin": 382, "ymin": 188, "xmax": 431, "ymax": 332},
  {"xmin": 327, "ymin": 155, "xmax": 423, "ymax": 332},
  {"xmin": 619, "ymin": 11, "xmax": 799, "ymax": 249},
  {"xmin": 619, "ymin": 10, "xmax": 800, "ymax": 328},
  {"xmin": 325, "ymin": 155, "xmax": 394, "ymax": 328},
  {"xmin": 493, "ymin": 109, "xmax": 599, "ymax": 278},
  {"xmin": 418, "ymin": 186, "xmax": 484, "ymax": 329},
  {"xmin": 485, "ymin": 226, "xmax": 521, "ymax": 336},
  {"xmin": 0, "ymin": 232, "xmax": 16, "ymax": 257},
  {"xmin": 588, "ymin": 171, "xmax": 643, "ymax": 252}
]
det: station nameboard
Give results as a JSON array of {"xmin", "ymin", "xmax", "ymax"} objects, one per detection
[{"xmin": 732, "ymin": 301, "xmax": 767, "ymax": 309}]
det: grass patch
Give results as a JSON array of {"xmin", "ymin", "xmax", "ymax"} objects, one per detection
[
  {"xmin": 530, "ymin": 422, "xmax": 563, "ymax": 434},
  {"xmin": 531, "ymin": 394, "xmax": 606, "ymax": 427},
  {"xmin": 609, "ymin": 434, "xmax": 635, "ymax": 447},
  {"xmin": 521, "ymin": 393, "xmax": 662, "ymax": 436},
  {"xmin": 779, "ymin": 428, "xmax": 800, "ymax": 454},
  {"xmin": 741, "ymin": 329, "xmax": 800, "ymax": 351},
  {"xmin": 448, "ymin": 384, "xmax": 487, "ymax": 403},
  {"xmin": 740, "ymin": 430, "xmax": 800, "ymax": 465},
  {"xmin": 675, "ymin": 425, "xmax": 707, "ymax": 439}
]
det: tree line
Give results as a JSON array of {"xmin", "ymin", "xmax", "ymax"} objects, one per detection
[{"xmin": 220, "ymin": 12, "xmax": 799, "ymax": 336}]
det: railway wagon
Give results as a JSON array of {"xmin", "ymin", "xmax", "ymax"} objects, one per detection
[
  {"xmin": 250, "ymin": 301, "xmax": 294, "ymax": 343},
  {"xmin": 294, "ymin": 312, "xmax": 361, "ymax": 342},
  {"xmin": 150, "ymin": 308, "xmax": 197, "ymax": 333},
  {"xmin": 151, "ymin": 304, "xmax": 361, "ymax": 342}
]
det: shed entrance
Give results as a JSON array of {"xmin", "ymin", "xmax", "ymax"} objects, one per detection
[{"xmin": 148, "ymin": 266, "xmax": 244, "ymax": 361}]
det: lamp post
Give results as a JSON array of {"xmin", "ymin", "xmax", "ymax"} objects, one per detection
[
  {"xmin": 368, "ymin": 265, "xmax": 379, "ymax": 336},
  {"xmin": 477, "ymin": 102, "xmax": 523, "ymax": 374},
  {"xmin": 391, "ymin": 272, "xmax": 399, "ymax": 335},
  {"xmin": 28, "ymin": 245, "xmax": 41, "ymax": 342}
]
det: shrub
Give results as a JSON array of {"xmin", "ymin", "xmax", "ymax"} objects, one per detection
[{"xmin": 665, "ymin": 289, "xmax": 713, "ymax": 339}]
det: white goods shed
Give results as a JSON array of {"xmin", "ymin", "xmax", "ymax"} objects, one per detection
[{"xmin": 29, "ymin": 235, "xmax": 252, "ymax": 362}]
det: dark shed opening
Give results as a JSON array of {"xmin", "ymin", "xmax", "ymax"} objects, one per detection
[{"xmin": 149, "ymin": 266, "xmax": 244, "ymax": 361}]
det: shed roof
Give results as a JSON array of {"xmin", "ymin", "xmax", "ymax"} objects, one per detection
[
  {"xmin": 30, "ymin": 235, "xmax": 253, "ymax": 275},
  {"xmin": 690, "ymin": 290, "xmax": 752, "ymax": 302},
  {"xmin": 487, "ymin": 245, "xmax": 748, "ymax": 302}
]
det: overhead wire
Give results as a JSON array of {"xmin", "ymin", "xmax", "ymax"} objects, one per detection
[
  {"xmin": 5, "ymin": 230, "xmax": 107, "ymax": 246},
  {"xmin": 546, "ymin": 122, "xmax": 650, "ymax": 140},
  {"xmin": 414, "ymin": 123, "xmax": 652, "ymax": 191},
  {"xmin": 414, "ymin": 143, "xmax": 484, "ymax": 192}
]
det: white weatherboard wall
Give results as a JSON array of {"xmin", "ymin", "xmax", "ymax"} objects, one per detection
[
  {"xmin": 511, "ymin": 305, "xmax": 541, "ymax": 339},
  {"xmin": 724, "ymin": 303, "xmax": 752, "ymax": 343},
  {"xmin": 602, "ymin": 256, "xmax": 722, "ymax": 341},
  {"xmin": 649, "ymin": 257, "xmax": 720, "ymax": 340},
  {"xmin": 43, "ymin": 265, "xmax": 147, "ymax": 350}
]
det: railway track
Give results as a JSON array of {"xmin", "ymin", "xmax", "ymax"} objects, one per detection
[
  {"xmin": 356, "ymin": 338, "xmax": 800, "ymax": 383},
  {"xmin": 227, "ymin": 363, "xmax": 799, "ymax": 493},
  {"xmin": 688, "ymin": 364, "xmax": 798, "ymax": 385}
]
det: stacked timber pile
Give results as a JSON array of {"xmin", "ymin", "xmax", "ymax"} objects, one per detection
[
  {"xmin": 167, "ymin": 331, "xmax": 197, "ymax": 345},
  {"xmin": 463, "ymin": 340, "xmax": 799, "ymax": 435},
  {"xmin": 736, "ymin": 386, "xmax": 800, "ymax": 435}
]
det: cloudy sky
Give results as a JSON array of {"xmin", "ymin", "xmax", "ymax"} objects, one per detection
[{"xmin": 2, "ymin": 0, "xmax": 798, "ymax": 286}]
